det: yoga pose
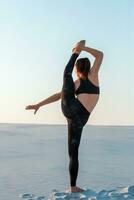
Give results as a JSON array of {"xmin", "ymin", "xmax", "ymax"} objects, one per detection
[{"xmin": 25, "ymin": 40, "xmax": 103, "ymax": 193}]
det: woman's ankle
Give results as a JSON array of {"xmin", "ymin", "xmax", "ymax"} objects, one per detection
[{"xmin": 72, "ymin": 50, "xmax": 81, "ymax": 54}]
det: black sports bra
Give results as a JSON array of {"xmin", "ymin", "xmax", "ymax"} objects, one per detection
[{"xmin": 75, "ymin": 77, "xmax": 100, "ymax": 95}]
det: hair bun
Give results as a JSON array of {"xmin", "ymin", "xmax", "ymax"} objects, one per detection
[{"xmin": 75, "ymin": 57, "xmax": 91, "ymax": 79}]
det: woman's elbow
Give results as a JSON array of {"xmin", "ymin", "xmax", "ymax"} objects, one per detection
[
  {"xmin": 96, "ymin": 51, "xmax": 103, "ymax": 59},
  {"xmin": 98, "ymin": 51, "xmax": 104, "ymax": 60},
  {"xmin": 99, "ymin": 51, "xmax": 103, "ymax": 57}
]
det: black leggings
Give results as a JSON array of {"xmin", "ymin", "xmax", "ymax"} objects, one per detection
[{"xmin": 61, "ymin": 53, "xmax": 90, "ymax": 187}]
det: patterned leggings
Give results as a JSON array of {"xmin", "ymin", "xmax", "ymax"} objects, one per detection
[{"xmin": 61, "ymin": 53, "xmax": 90, "ymax": 187}]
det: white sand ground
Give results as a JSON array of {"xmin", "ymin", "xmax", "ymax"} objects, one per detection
[{"xmin": 20, "ymin": 185, "xmax": 134, "ymax": 199}]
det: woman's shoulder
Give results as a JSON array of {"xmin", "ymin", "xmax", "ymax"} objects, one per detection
[
  {"xmin": 74, "ymin": 78, "xmax": 80, "ymax": 83},
  {"xmin": 74, "ymin": 78, "xmax": 80, "ymax": 91}
]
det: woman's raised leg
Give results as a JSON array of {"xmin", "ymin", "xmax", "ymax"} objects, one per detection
[{"xmin": 61, "ymin": 53, "xmax": 79, "ymax": 102}]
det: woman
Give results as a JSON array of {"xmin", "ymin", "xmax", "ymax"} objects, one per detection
[{"xmin": 25, "ymin": 40, "xmax": 103, "ymax": 193}]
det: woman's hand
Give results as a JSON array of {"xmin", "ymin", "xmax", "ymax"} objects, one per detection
[
  {"xmin": 25, "ymin": 104, "xmax": 40, "ymax": 115},
  {"xmin": 72, "ymin": 40, "xmax": 86, "ymax": 53}
]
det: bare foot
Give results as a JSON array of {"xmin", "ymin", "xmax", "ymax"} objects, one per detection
[
  {"xmin": 72, "ymin": 40, "xmax": 86, "ymax": 54},
  {"xmin": 65, "ymin": 186, "xmax": 85, "ymax": 193}
]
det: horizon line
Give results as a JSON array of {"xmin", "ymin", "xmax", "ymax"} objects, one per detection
[{"xmin": 0, "ymin": 122, "xmax": 133, "ymax": 127}]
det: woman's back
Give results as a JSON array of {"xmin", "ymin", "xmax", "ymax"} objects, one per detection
[{"xmin": 74, "ymin": 73, "xmax": 100, "ymax": 113}]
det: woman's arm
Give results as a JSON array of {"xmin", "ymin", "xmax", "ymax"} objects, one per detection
[
  {"xmin": 37, "ymin": 92, "xmax": 61, "ymax": 107},
  {"xmin": 82, "ymin": 46, "xmax": 103, "ymax": 74},
  {"xmin": 25, "ymin": 92, "xmax": 61, "ymax": 114}
]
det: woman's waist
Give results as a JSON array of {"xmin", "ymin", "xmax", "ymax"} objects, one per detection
[
  {"xmin": 61, "ymin": 98, "xmax": 90, "ymax": 116},
  {"xmin": 76, "ymin": 95, "xmax": 99, "ymax": 113}
]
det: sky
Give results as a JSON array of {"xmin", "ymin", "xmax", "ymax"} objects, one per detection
[{"xmin": 0, "ymin": 0, "xmax": 133, "ymax": 125}]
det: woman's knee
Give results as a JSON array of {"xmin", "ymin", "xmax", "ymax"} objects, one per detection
[{"xmin": 68, "ymin": 138, "xmax": 79, "ymax": 157}]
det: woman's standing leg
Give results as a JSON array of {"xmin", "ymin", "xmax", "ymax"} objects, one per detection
[{"xmin": 67, "ymin": 118, "xmax": 83, "ymax": 187}]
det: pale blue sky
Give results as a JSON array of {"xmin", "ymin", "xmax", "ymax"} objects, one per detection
[{"xmin": 0, "ymin": 0, "xmax": 133, "ymax": 125}]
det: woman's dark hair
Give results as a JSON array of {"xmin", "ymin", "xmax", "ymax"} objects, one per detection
[{"xmin": 75, "ymin": 57, "xmax": 91, "ymax": 79}]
